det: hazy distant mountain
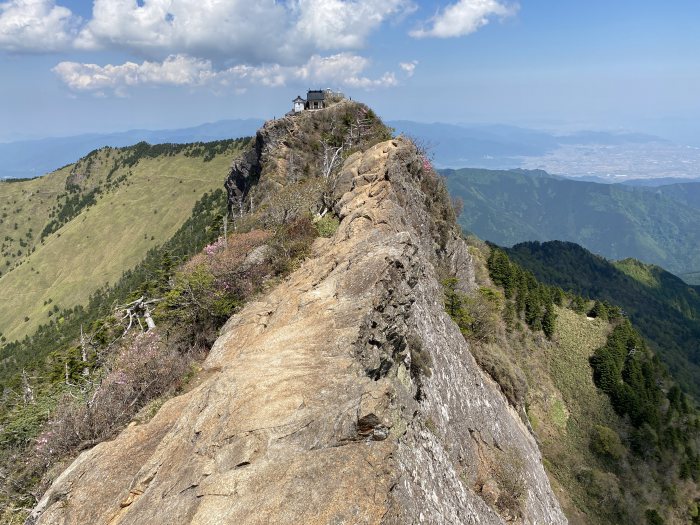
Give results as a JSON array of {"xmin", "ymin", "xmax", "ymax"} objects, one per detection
[
  {"xmin": 557, "ymin": 130, "xmax": 663, "ymax": 145},
  {"xmin": 0, "ymin": 119, "xmax": 263, "ymax": 179},
  {"xmin": 443, "ymin": 167, "xmax": 700, "ymax": 279},
  {"xmin": 387, "ymin": 121, "xmax": 557, "ymax": 168},
  {"xmin": 622, "ymin": 177, "xmax": 700, "ymax": 187},
  {"xmin": 2, "ymin": 117, "xmax": 692, "ymax": 182},
  {"xmin": 388, "ymin": 120, "xmax": 667, "ymax": 170},
  {"xmin": 649, "ymin": 182, "xmax": 700, "ymax": 210}
]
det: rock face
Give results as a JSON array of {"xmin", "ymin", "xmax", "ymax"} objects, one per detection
[{"xmin": 30, "ymin": 114, "xmax": 566, "ymax": 524}]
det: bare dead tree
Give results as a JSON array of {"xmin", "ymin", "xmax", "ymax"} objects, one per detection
[
  {"xmin": 79, "ymin": 325, "xmax": 90, "ymax": 377},
  {"xmin": 349, "ymin": 115, "xmax": 373, "ymax": 144},
  {"xmin": 115, "ymin": 296, "xmax": 162, "ymax": 336},
  {"xmin": 321, "ymin": 141, "xmax": 343, "ymax": 181},
  {"xmin": 21, "ymin": 370, "xmax": 34, "ymax": 405}
]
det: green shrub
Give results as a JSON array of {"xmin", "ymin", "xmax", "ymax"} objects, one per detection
[
  {"xmin": 645, "ymin": 509, "xmax": 665, "ymax": 525},
  {"xmin": 442, "ymin": 279, "xmax": 501, "ymax": 344},
  {"xmin": 590, "ymin": 321, "xmax": 662, "ymax": 429},
  {"xmin": 486, "ymin": 247, "xmax": 562, "ymax": 338},
  {"xmin": 590, "ymin": 424, "xmax": 625, "ymax": 461},
  {"xmin": 442, "ymin": 277, "xmax": 526, "ymax": 407},
  {"xmin": 315, "ymin": 214, "xmax": 339, "ymax": 238},
  {"xmin": 589, "ymin": 300, "xmax": 609, "ymax": 320}
]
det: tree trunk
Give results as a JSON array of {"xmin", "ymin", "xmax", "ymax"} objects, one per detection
[
  {"xmin": 80, "ymin": 325, "xmax": 90, "ymax": 376},
  {"xmin": 144, "ymin": 309, "xmax": 156, "ymax": 331}
]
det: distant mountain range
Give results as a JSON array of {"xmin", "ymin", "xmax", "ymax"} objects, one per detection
[
  {"xmin": 0, "ymin": 119, "xmax": 263, "ymax": 180},
  {"xmin": 621, "ymin": 177, "xmax": 700, "ymax": 187},
  {"xmin": 443, "ymin": 167, "xmax": 700, "ymax": 282},
  {"xmin": 388, "ymin": 120, "xmax": 667, "ymax": 169},
  {"xmin": 4, "ymin": 118, "xmax": 699, "ymax": 182}
]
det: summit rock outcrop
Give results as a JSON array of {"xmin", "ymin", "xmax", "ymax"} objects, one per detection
[{"xmin": 30, "ymin": 105, "xmax": 566, "ymax": 525}]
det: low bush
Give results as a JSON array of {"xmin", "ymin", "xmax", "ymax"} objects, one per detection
[
  {"xmin": 157, "ymin": 229, "xmax": 273, "ymax": 345},
  {"xmin": 37, "ymin": 332, "xmax": 189, "ymax": 463},
  {"xmin": 408, "ymin": 334, "xmax": 432, "ymax": 379},
  {"xmin": 7, "ymin": 212, "xmax": 320, "ymax": 513},
  {"xmin": 590, "ymin": 424, "xmax": 626, "ymax": 462},
  {"xmin": 315, "ymin": 215, "xmax": 339, "ymax": 238},
  {"xmin": 442, "ymin": 277, "xmax": 527, "ymax": 408},
  {"xmin": 267, "ymin": 216, "xmax": 318, "ymax": 274},
  {"xmin": 493, "ymin": 449, "xmax": 526, "ymax": 520},
  {"xmin": 470, "ymin": 342, "xmax": 527, "ymax": 409}
]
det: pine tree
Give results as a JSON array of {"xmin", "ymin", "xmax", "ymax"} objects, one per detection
[
  {"xmin": 589, "ymin": 300, "xmax": 609, "ymax": 320},
  {"xmin": 543, "ymin": 302, "xmax": 556, "ymax": 339},
  {"xmin": 442, "ymin": 278, "xmax": 462, "ymax": 319}
]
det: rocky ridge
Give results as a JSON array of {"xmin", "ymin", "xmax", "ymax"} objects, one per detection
[{"xmin": 30, "ymin": 107, "xmax": 566, "ymax": 524}]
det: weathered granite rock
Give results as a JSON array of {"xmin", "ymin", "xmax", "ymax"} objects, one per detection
[{"xmin": 30, "ymin": 128, "xmax": 566, "ymax": 524}]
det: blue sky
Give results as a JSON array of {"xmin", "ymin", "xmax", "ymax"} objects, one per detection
[{"xmin": 1, "ymin": 0, "xmax": 699, "ymax": 142}]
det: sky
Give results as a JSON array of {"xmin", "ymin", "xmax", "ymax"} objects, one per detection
[{"xmin": 1, "ymin": 0, "xmax": 699, "ymax": 142}]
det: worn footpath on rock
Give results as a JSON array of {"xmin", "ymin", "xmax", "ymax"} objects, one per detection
[{"xmin": 30, "ymin": 129, "xmax": 566, "ymax": 524}]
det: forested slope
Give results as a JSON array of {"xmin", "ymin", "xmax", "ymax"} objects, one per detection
[
  {"xmin": 443, "ymin": 167, "xmax": 700, "ymax": 279},
  {"xmin": 505, "ymin": 240, "xmax": 700, "ymax": 399}
]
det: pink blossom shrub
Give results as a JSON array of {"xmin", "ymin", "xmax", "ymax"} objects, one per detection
[{"xmin": 38, "ymin": 331, "xmax": 189, "ymax": 462}]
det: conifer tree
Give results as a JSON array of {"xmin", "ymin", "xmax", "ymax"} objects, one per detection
[
  {"xmin": 589, "ymin": 300, "xmax": 609, "ymax": 320},
  {"xmin": 543, "ymin": 302, "xmax": 556, "ymax": 339}
]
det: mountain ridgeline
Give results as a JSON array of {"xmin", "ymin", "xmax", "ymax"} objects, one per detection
[
  {"xmin": 443, "ymin": 167, "xmax": 700, "ymax": 284},
  {"xmin": 1, "ymin": 103, "xmax": 700, "ymax": 524},
  {"xmin": 0, "ymin": 120, "xmax": 264, "ymax": 181},
  {"xmin": 18, "ymin": 100, "xmax": 565, "ymax": 524},
  {"xmin": 0, "ymin": 138, "xmax": 249, "ymax": 344}
]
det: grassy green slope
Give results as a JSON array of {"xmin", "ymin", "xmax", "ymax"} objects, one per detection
[
  {"xmin": 532, "ymin": 308, "xmax": 697, "ymax": 525},
  {"xmin": 0, "ymin": 141, "xmax": 246, "ymax": 343},
  {"xmin": 526, "ymin": 307, "xmax": 619, "ymax": 524},
  {"xmin": 443, "ymin": 168, "xmax": 700, "ymax": 278},
  {"xmin": 505, "ymin": 240, "xmax": 700, "ymax": 399},
  {"xmin": 0, "ymin": 166, "xmax": 72, "ymax": 274}
]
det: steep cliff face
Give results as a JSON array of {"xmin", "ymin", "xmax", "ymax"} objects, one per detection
[{"xmin": 30, "ymin": 110, "xmax": 566, "ymax": 524}]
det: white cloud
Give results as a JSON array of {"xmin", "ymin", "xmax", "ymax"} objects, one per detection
[
  {"xmin": 0, "ymin": 0, "xmax": 80, "ymax": 52},
  {"xmin": 7, "ymin": 1, "xmax": 416, "ymax": 94},
  {"xmin": 75, "ymin": 0, "xmax": 289, "ymax": 63},
  {"xmin": 74, "ymin": 0, "xmax": 413, "ymax": 65},
  {"xmin": 226, "ymin": 63, "xmax": 288, "ymax": 88},
  {"xmin": 1, "ymin": 0, "xmax": 415, "ymax": 61},
  {"xmin": 53, "ymin": 53, "xmax": 399, "ymax": 95},
  {"xmin": 399, "ymin": 60, "xmax": 418, "ymax": 77},
  {"xmin": 52, "ymin": 54, "xmax": 216, "ymax": 91},
  {"xmin": 410, "ymin": 0, "xmax": 517, "ymax": 38},
  {"xmin": 291, "ymin": 0, "xmax": 412, "ymax": 50},
  {"xmin": 296, "ymin": 53, "xmax": 397, "ymax": 88}
]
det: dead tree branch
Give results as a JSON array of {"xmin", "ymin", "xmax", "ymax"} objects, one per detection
[{"xmin": 114, "ymin": 296, "xmax": 162, "ymax": 336}]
